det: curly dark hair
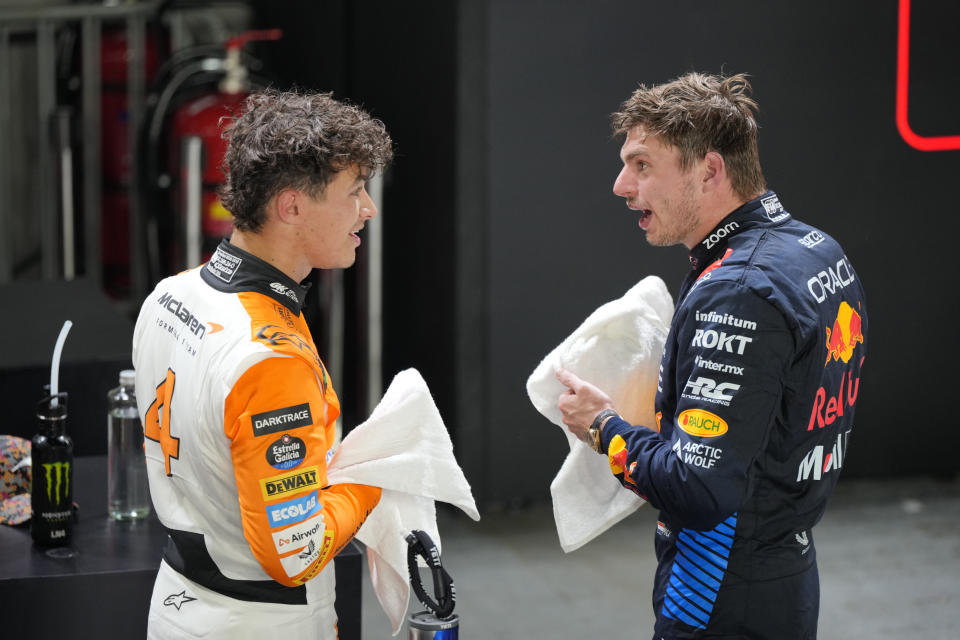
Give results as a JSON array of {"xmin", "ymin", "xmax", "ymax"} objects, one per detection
[
  {"xmin": 219, "ymin": 90, "xmax": 394, "ymax": 232},
  {"xmin": 611, "ymin": 72, "xmax": 765, "ymax": 201}
]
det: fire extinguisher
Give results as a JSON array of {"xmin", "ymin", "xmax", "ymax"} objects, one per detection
[{"xmin": 163, "ymin": 29, "xmax": 281, "ymax": 269}]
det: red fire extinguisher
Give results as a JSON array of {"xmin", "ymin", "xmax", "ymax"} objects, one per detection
[{"xmin": 166, "ymin": 29, "xmax": 282, "ymax": 268}]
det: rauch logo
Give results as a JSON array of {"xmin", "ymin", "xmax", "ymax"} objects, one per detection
[{"xmin": 677, "ymin": 409, "xmax": 728, "ymax": 437}]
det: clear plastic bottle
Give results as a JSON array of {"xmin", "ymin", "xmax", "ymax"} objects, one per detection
[{"xmin": 107, "ymin": 370, "xmax": 151, "ymax": 520}]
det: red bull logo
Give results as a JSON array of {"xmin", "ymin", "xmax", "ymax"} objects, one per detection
[
  {"xmin": 607, "ymin": 435, "xmax": 639, "ymax": 486},
  {"xmin": 825, "ymin": 301, "xmax": 864, "ymax": 365}
]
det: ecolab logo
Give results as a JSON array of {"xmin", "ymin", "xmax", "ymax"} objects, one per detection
[
  {"xmin": 807, "ymin": 256, "xmax": 856, "ymax": 303},
  {"xmin": 266, "ymin": 491, "xmax": 322, "ymax": 528},
  {"xmin": 676, "ymin": 409, "xmax": 728, "ymax": 437},
  {"xmin": 797, "ymin": 430, "xmax": 850, "ymax": 481},
  {"xmin": 691, "ymin": 329, "xmax": 753, "ymax": 355}
]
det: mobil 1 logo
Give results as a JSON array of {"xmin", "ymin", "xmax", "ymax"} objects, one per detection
[{"xmin": 266, "ymin": 434, "xmax": 306, "ymax": 470}]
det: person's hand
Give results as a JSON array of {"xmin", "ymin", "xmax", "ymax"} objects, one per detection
[{"xmin": 555, "ymin": 368, "xmax": 616, "ymax": 444}]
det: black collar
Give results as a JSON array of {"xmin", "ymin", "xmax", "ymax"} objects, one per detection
[
  {"xmin": 200, "ymin": 239, "xmax": 311, "ymax": 315},
  {"xmin": 687, "ymin": 191, "xmax": 791, "ymax": 274}
]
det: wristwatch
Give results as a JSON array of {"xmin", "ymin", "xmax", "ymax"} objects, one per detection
[{"xmin": 588, "ymin": 409, "xmax": 619, "ymax": 453}]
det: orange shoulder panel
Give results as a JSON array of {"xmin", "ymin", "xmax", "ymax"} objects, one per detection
[{"xmin": 224, "ymin": 341, "xmax": 380, "ymax": 587}]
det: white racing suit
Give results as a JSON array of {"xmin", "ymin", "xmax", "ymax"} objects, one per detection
[{"xmin": 133, "ymin": 240, "xmax": 381, "ymax": 639}]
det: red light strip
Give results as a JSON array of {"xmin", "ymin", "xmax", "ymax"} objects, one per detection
[{"xmin": 896, "ymin": 0, "xmax": 960, "ymax": 151}]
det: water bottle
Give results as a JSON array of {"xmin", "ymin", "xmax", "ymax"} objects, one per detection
[
  {"xmin": 107, "ymin": 370, "xmax": 151, "ymax": 520},
  {"xmin": 31, "ymin": 391, "xmax": 74, "ymax": 547}
]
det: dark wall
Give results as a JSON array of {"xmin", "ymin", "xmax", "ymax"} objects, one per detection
[{"xmin": 467, "ymin": 0, "xmax": 960, "ymax": 505}]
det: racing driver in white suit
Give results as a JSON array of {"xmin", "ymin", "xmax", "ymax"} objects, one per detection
[{"xmin": 133, "ymin": 90, "xmax": 393, "ymax": 639}]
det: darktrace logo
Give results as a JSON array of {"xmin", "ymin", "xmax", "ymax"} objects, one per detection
[
  {"xmin": 260, "ymin": 465, "xmax": 319, "ymax": 500},
  {"xmin": 265, "ymin": 434, "xmax": 307, "ymax": 470},
  {"xmin": 163, "ymin": 591, "xmax": 197, "ymax": 610},
  {"xmin": 251, "ymin": 403, "xmax": 312, "ymax": 437},
  {"xmin": 41, "ymin": 461, "xmax": 71, "ymax": 505},
  {"xmin": 157, "ymin": 291, "xmax": 206, "ymax": 338}
]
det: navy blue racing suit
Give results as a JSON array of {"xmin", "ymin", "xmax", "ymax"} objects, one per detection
[{"xmin": 599, "ymin": 192, "xmax": 867, "ymax": 639}]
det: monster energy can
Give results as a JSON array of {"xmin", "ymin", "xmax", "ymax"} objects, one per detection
[
  {"xmin": 31, "ymin": 392, "xmax": 74, "ymax": 547},
  {"xmin": 408, "ymin": 612, "xmax": 459, "ymax": 639}
]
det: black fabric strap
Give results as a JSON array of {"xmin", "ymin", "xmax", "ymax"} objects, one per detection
[{"xmin": 163, "ymin": 528, "xmax": 307, "ymax": 605}]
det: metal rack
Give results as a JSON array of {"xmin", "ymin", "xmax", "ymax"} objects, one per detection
[{"xmin": 0, "ymin": 0, "xmax": 158, "ymax": 301}]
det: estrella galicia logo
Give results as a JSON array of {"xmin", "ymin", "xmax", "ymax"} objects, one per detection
[
  {"xmin": 266, "ymin": 490, "xmax": 322, "ymax": 528},
  {"xmin": 163, "ymin": 590, "xmax": 197, "ymax": 610},
  {"xmin": 251, "ymin": 403, "xmax": 312, "ymax": 437},
  {"xmin": 41, "ymin": 461, "xmax": 71, "ymax": 505},
  {"xmin": 266, "ymin": 434, "xmax": 306, "ymax": 470}
]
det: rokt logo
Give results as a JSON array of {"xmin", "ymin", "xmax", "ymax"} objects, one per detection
[
  {"xmin": 677, "ymin": 409, "xmax": 728, "ymax": 437},
  {"xmin": 41, "ymin": 461, "xmax": 71, "ymax": 505},
  {"xmin": 691, "ymin": 328, "xmax": 753, "ymax": 355}
]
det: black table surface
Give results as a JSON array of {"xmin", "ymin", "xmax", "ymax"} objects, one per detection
[
  {"xmin": 0, "ymin": 455, "xmax": 166, "ymax": 577},
  {"xmin": 0, "ymin": 455, "xmax": 363, "ymax": 639}
]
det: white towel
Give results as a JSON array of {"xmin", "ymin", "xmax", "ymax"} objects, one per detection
[
  {"xmin": 326, "ymin": 368, "xmax": 480, "ymax": 635},
  {"xmin": 525, "ymin": 276, "xmax": 673, "ymax": 552}
]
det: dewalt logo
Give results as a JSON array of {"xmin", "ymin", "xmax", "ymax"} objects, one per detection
[
  {"xmin": 41, "ymin": 461, "xmax": 71, "ymax": 505},
  {"xmin": 260, "ymin": 466, "xmax": 319, "ymax": 501}
]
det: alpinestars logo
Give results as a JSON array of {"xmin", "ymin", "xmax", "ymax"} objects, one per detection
[
  {"xmin": 42, "ymin": 461, "xmax": 71, "ymax": 505},
  {"xmin": 163, "ymin": 591, "xmax": 197, "ymax": 610},
  {"xmin": 795, "ymin": 530, "xmax": 811, "ymax": 554}
]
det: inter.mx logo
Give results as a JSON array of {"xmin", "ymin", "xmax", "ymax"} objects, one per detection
[
  {"xmin": 797, "ymin": 430, "xmax": 851, "ymax": 481},
  {"xmin": 42, "ymin": 462, "xmax": 71, "ymax": 505}
]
